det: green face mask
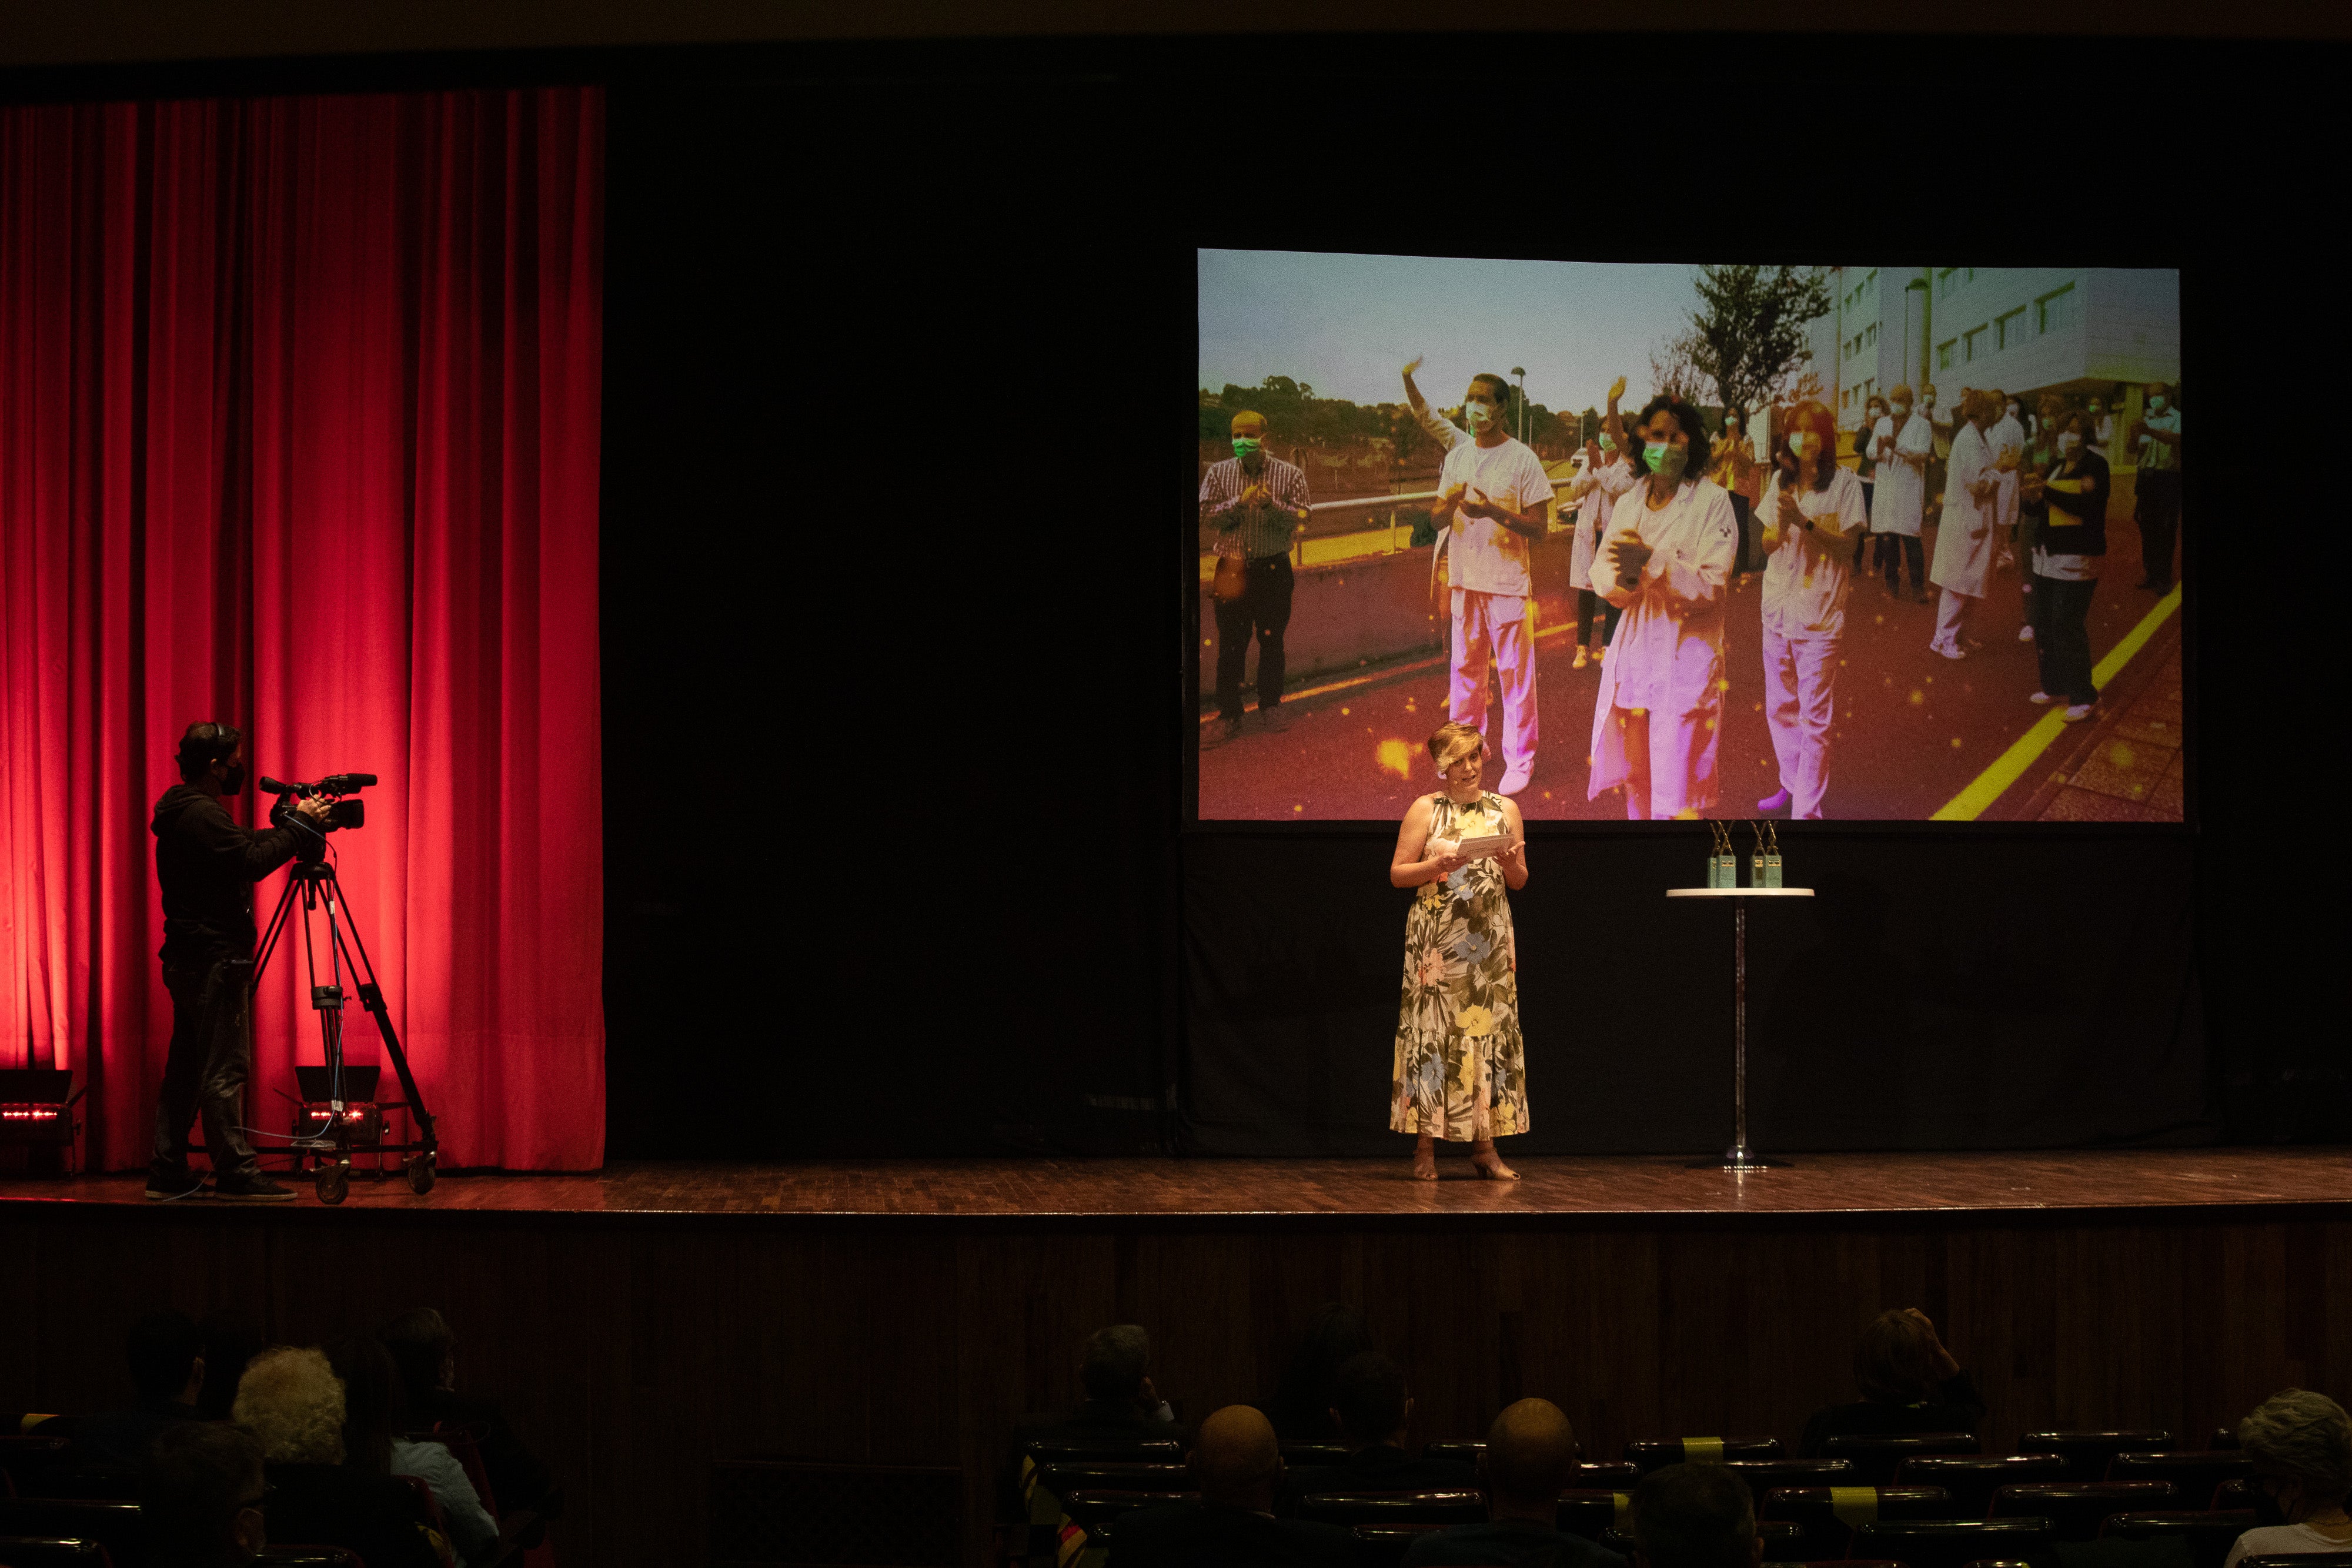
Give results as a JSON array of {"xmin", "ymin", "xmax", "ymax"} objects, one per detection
[
  {"xmin": 1598, "ymin": 434, "xmax": 1615, "ymax": 451},
  {"xmin": 1644, "ymin": 441, "xmax": 1687, "ymax": 482},
  {"xmin": 1232, "ymin": 436, "xmax": 1262, "ymax": 459}
]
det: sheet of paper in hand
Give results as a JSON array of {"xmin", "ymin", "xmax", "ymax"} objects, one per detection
[{"xmin": 1455, "ymin": 834, "xmax": 1512, "ymax": 860}]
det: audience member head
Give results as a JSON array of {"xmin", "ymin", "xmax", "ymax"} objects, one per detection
[
  {"xmin": 378, "ymin": 1307, "xmax": 458, "ymax": 1408},
  {"xmin": 327, "ymin": 1333, "xmax": 407, "ymax": 1475},
  {"xmin": 1078, "ymin": 1324, "xmax": 1153, "ymax": 1404},
  {"xmin": 1189, "ymin": 1405, "xmax": 1282, "ymax": 1512},
  {"xmin": 196, "ymin": 1310, "xmax": 264, "ymax": 1423},
  {"xmin": 1479, "ymin": 1398, "xmax": 1578, "ymax": 1522},
  {"xmin": 1268, "ymin": 1303, "xmax": 1374, "ymax": 1439},
  {"xmin": 129, "ymin": 1308, "xmax": 207, "ymax": 1405},
  {"xmin": 143, "ymin": 1419, "xmax": 268, "ymax": 1568},
  {"xmin": 2239, "ymin": 1388, "xmax": 2352, "ymax": 1523},
  {"xmin": 1633, "ymin": 1461, "xmax": 1761, "ymax": 1568},
  {"xmin": 1328, "ymin": 1350, "xmax": 1411, "ymax": 1450},
  {"xmin": 232, "ymin": 1346, "xmax": 346, "ymax": 1465},
  {"xmin": 1854, "ymin": 1308, "xmax": 1942, "ymax": 1403}
]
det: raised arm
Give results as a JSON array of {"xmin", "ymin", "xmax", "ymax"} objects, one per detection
[
  {"xmin": 1600, "ymin": 375, "xmax": 1628, "ymax": 449},
  {"xmin": 1403, "ymin": 358, "xmax": 1472, "ymax": 452}
]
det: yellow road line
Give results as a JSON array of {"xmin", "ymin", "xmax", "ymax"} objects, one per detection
[{"xmin": 1929, "ymin": 584, "xmax": 2183, "ymax": 821}]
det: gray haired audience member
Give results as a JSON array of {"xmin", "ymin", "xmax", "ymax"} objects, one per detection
[
  {"xmin": 1011, "ymin": 1323, "xmax": 1183, "ymax": 1449},
  {"xmin": 2223, "ymin": 1389, "xmax": 2352, "ymax": 1568},
  {"xmin": 1405, "ymin": 1398, "xmax": 1626, "ymax": 1568},
  {"xmin": 143, "ymin": 1420, "xmax": 269, "ymax": 1568},
  {"xmin": 1631, "ymin": 1462, "xmax": 1760, "ymax": 1568}
]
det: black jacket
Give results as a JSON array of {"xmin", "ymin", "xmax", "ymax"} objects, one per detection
[
  {"xmin": 2037, "ymin": 452, "xmax": 2110, "ymax": 559},
  {"xmin": 1798, "ymin": 1369, "xmax": 1988, "ymax": 1456},
  {"xmin": 1105, "ymin": 1503, "xmax": 1354, "ymax": 1568},
  {"xmin": 263, "ymin": 1462, "xmax": 443, "ymax": 1568},
  {"xmin": 151, "ymin": 783, "xmax": 303, "ymax": 960}
]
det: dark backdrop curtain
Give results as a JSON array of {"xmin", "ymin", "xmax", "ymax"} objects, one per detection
[{"xmin": 0, "ymin": 89, "xmax": 605, "ymax": 1169}]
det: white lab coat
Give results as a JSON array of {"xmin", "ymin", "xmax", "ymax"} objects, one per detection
[
  {"xmin": 1869, "ymin": 413, "xmax": 1932, "ymax": 537},
  {"xmin": 1758, "ymin": 467, "xmax": 1869, "ymax": 820},
  {"xmin": 1586, "ymin": 476, "xmax": 1740, "ymax": 816},
  {"xmin": 1987, "ymin": 413, "xmax": 2024, "ymax": 530},
  {"xmin": 1568, "ymin": 454, "xmax": 1635, "ymax": 589},
  {"xmin": 1930, "ymin": 422, "xmax": 1997, "ymax": 600}
]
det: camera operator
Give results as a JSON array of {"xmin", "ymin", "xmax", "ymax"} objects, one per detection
[{"xmin": 146, "ymin": 721, "xmax": 332, "ymax": 1203}]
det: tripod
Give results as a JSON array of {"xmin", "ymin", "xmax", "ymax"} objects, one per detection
[{"xmin": 253, "ymin": 847, "xmax": 437, "ymax": 1203}]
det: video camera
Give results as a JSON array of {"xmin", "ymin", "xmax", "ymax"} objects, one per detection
[{"xmin": 260, "ymin": 773, "xmax": 375, "ymax": 834}]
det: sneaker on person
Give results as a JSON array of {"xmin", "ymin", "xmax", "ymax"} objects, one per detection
[
  {"xmin": 2018, "ymin": 624, "xmax": 2035, "ymax": 641},
  {"xmin": 145, "ymin": 1168, "xmax": 209, "ymax": 1201},
  {"xmin": 1758, "ymin": 787, "xmax": 1792, "ymax": 813},
  {"xmin": 1931, "ymin": 641, "xmax": 1966, "ymax": 660},
  {"xmin": 1257, "ymin": 704, "xmax": 1291, "ymax": 733},
  {"xmin": 1572, "ymin": 647, "xmax": 1589, "ymax": 670},
  {"xmin": 2062, "ymin": 702, "xmax": 2097, "ymax": 723},
  {"xmin": 1497, "ymin": 766, "xmax": 1531, "ymax": 795},
  {"xmin": 1202, "ymin": 716, "xmax": 1243, "ymax": 749},
  {"xmin": 213, "ymin": 1175, "xmax": 297, "ymax": 1203},
  {"xmin": 2028, "ymin": 691, "xmax": 2057, "ymax": 705},
  {"xmin": 1592, "ymin": 645, "xmax": 1605, "ymax": 663}
]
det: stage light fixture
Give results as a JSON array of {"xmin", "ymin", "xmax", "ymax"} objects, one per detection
[{"xmin": 0, "ymin": 1069, "xmax": 85, "ymax": 1171}]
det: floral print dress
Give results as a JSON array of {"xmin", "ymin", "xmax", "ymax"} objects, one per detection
[{"xmin": 1390, "ymin": 791, "xmax": 1528, "ymax": 1141}]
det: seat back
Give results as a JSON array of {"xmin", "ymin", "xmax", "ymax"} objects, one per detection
[
  {"xmin": 1352, "ymin": 1523, "xmax": 1442, "ymax": 1568},
  {"xmin": 0, "ymin": 1501, "xmax": 143, "ymax": 1568},
  {"xmin": 1015, "ymin": 1439, "xmax": 1180, "ymax": 1520},
  {"xmin": 1597, "ymin": 1522, "xmax": 1803, "ymax": 1557},
  {"xmin": 255, "ymin": 1550, "xmax": 366, "ymax": 1567},
  {"xmin": 2209, "ymin": 1429, "xmax": 2241, "ymax": 1452},
  {"xmin": 2213, "ymin": 1480, "xmax": 2252, "ymax": 1510},
  {"xmin": 0, "ymin": 1539, "xmax": 112, "ymax": 1568},
  {"xmin": 1718, "ymin": 1460, "xmax": 1857, "ymax": 1499},
  {"xmin": 1853, "ymin": 1517, "xmax": 2057, "ymax": 1568},
  {"xmin": 1626, "ymin": 1437, "xmax": 1784, "ymax": 1473},
  {"xmin": 2017, "ymin": 1432, "xmax": 2174, "ymax": 1483},
  {"xmin": 1990, "ymin": 1482, "xmax": 2174, "ymax": 1540},
  {"xmin": 0, "ymin": 1437, "xmax": 75, "ymax": 1499},
  {"xmin": 2105, "ymin": 1453, "xmax": 2254, "ymax": 1509},
  {"xmin": 1824, "ymin": 1433, "xmax": 1983, "ymax": 1486},
  {"xmin": 2236, "ymin": 1559, "xmax": 2352, "ymax": 1568},
  {"xmin": 1294, "ymin": 1490, "xmax": 1486, "ymax": 1528},
  {"xmin": 1558, "ymin": 1489, "xmax": 1629, "ymax": 1539},
  {"xmin": 1899, "ymin": 1455, "xmax": 2069, "ymax": 1516},
  {"xmin": 13, "ymin": 1468, "xmax": 141, "ymax": 1503},
  {"xmin": 1279, "ymin": 1442, "xmax": 1351, "ymax": 1465},
  {"xmin": 707, "ymin": 1459, "xmax": 961, "ymax": 1568},
  {"xmin": 1057, "ymin": 1489, "xmax": 1196, "ymax": 1530},
  {"xmin": 1760, "ymin": 1485, "xmax": 1958, "ymax": 1559},
  {"xmin": 2100, "ymin": 1509, "xmax": 2260, "ymax": 1568},
  {"xmin": 1034, "ymin": 1463, "xmax": 1187, "ymax": 1497}
]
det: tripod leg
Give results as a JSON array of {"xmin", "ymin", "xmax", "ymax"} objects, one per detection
[{"xmin": 323, "ymin": 869, "xmax": 436, "ymax": 1159}]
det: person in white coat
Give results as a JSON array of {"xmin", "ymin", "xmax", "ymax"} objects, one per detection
[
  {"xmin": 1928, "ymin": 389, "xmax": 2003, "ymax": 660},
  {"xmin": 1987, "ymin": 393, "xmax": 2024, "ymax": 570},
  {"xmin": 1869, "ymin": 385, "xmax": 1933, "ymax": 600},
  {"xmin": 1426, "ymin": 371, "xmax": 1553, "ymax": 796},
  {"xmin": 1755, "ymin": 401, "xmax": 1868, "ymax": 820},
  {"xmin": 1586, "ymin": 394, "xmax": 1740, "ymax": 820},
  {"xmin": 1566, "ymin": 377, "xmax": 1636, "ymax": 670}
]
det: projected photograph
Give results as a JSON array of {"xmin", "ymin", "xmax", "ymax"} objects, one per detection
[{"xmin": 1195, "ymin": 253, "xmax": 2184, "ymax": 823}]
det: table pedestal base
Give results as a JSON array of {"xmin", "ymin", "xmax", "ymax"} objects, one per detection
[{"xmin": 1688, "ymin": 1146, "xmax": 1794, "ymax": 1171}]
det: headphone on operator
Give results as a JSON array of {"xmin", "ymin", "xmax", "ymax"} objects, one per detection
[{"xmin": 176, "ymin": 721, "xmax": 245, "ymax": 783}]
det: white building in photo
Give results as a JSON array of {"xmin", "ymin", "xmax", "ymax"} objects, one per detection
[{"xmin": 1806, "ymin": 266, "xmax": 2180, "ymax": 462}]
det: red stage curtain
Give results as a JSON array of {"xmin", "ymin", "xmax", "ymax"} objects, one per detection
[{"xmin": 0, "ymin": 89, "xmax": 605, "ymax": 1170}]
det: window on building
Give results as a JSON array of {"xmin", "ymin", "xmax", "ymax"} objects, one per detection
[
  {"xmin": 1936, "ymin": 338, "xmax": 1956, "ymax": 371},
  {"xmin": 1865, "ymin": 268, "xmax": 1879, "ymax": 296},
  {"xmin": 1865, "ymin": 322, "xmax": 1877, "ymax": 348},
  {"xmin": 1996, "ymin": 306, "xmax": 2027, "ymax": 352},
  {"xmin": 1963, "ymin": 325, "xmax": 1987, "ymax": 362},
  {"xmin": 2036, "ymin": 282, "xmax": 2077, "ymax": 335}
]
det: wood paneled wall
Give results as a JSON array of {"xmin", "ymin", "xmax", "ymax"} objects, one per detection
[{"xmin": 4, "ymin": 1203, "xmax": 2346, "ymax": 1567}]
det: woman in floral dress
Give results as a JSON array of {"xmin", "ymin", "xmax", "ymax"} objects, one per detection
[{"xmin": 1388, "ymin": 721, "xmax": 1529, "ymax": 1181}]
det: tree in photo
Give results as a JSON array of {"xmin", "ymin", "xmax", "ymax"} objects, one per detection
[
  {"xmin": 1686, "ymin": 264, "xmax": 1832, "ymax": 414},
  {"xmin": 1649, "ymin": 326, "xmax": 1708, "ymax": 404}
]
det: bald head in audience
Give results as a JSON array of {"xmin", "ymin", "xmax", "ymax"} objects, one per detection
[
  {"xmin": 1190, "ymin": 1404, "xmax": 1284, "ymax": 1512},
  {"xmin": 1479, "ymin": 1398, "xmax": 1578, "ymax": 1521}
]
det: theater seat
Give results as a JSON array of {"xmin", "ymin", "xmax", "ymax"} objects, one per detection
[
  {"xmin": 1059, "ymin": 1488, "xmax": 1197, "ymax": 1530},
  {"xmin": 1853, "ymin": 1516, "xmax": 2056, "ymax": 1568},
  {"xmin": 0, "ymin": 1500, "xmax": 142, "ymax": 1568},
  {"xmin": 1035, "ymin": 1462, "xmax": 1188, "ymax": 1497},
  {"xmin": 1422, "ymin": 1441, "xmax": 1482, "ymax": 1466},
  {"xmin": 1601, "ymin": 1521, "xmax": 1803, "ymax": 1556},
  {"xmin": 2106, "ymin": 1454, "xmax": 2255, "ymax": 1509},
  {"xmin": 1627, "ymin": 1437, "xmax": 1783, "ymax": 1473},
  {"xmin": 1899, "ymin": 1455, "xmax": 2069, "ymax": 1516},
  {"xmin": 1825, "ymin": 1433, "xmax": 1983, "ymax": 1486},
  {"xmin": 2236, "ymin": 1558, "xmax": 2352, "ymax": 1568},
  {"xmin": 256, "ymin": 1550, "xmax": 365, "ymax": 1567},
  {"xmin": 2101, "ymin": 1509, "xmax": 2260, "ymax": 1568},
  {"xmin": 2209, "ymin": 1430, "xmax": 2241, "ymax": 1452},
  {"xmin": 1991, "ymin": 1482, "xmax": 2175, "ymax": 1540},
  {"xmin": 1719, "ymin": 1459, "xmax": 1859, "ymax": 1499},
  {"xmin": 2213, "ymin": 1480, "xmax": 2252, "ymax": 1510},
  {"xmin": 1558, "ymin": 1489, "xmax": 1629, "ymax": 1539},
  {"xmin": 2018, "ymin": 1432, "xmax": 2174, "ymax": 1483},
  {"xmin": 1294, "ymin": 1491, "xmax": 1486, "ymax": 1529},
  {"xmin": 1762, "ymin": 1484, "xmax": 1959, "ymax": 1558},
  {"xmin": 1280, "ymin": 1442, "xmax": 1352, "ymax": 1465},
  {"xmin": 1354, "ymin": 1523, "xmax": 1442, "ymax": 1568},
  {"xmin": 0, "ymin": 1539, "xmax": 111, "ymax": 1568}
]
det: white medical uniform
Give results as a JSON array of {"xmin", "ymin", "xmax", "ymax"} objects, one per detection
[
  {"xmin": 1586, "ymin": 474, "xmax": 1739, "ymax": 820},
  {"xmin": 1757, "ymin": 466, "xmax": 1868, "ymax": 820},
  {"xmin": 1439, "ymin": 434, "xmax": 1554, "ymax": 782},
  {"xmin": 1869, "ymin": 413, "xmax": 1932, "ymax": 536},
  {"xmin": 1987, "ymin": 412, "xmax": 2024, "ymax": 531},
  {"xmin": 1568, "ymin": 454, "xmax": 1635, "ymax": 593},
  {"xmin": 1929, "ymin": 421, "xmax": 1997, "ymax": 654}
]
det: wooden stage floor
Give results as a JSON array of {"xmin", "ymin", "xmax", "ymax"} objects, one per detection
[{"xmin": 3, "ymin": 1146, "xmax": 2345, "ymax": 1221}]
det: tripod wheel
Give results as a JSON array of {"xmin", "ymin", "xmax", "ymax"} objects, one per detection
[
  {"xmin": 407, "ymin": 1156, "xmax": 436, "ymax": 1196},
  {"xmin": 316, "ymin": 1165, "xmax": 350, "ymax": 1205}
]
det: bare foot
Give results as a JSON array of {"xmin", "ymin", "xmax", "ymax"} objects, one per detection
[{"xmin": 1411, "ymin": 1142, "xmax": 1438, "ymax": 1181}]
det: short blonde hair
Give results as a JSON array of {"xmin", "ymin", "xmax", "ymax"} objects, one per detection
[
  {"xmin": 232, "ymin": 1346, "xmax": 348, "ymax": 1464},
  {"xmin": 2240, "ymin": 1389, "xmax": 2352, "ymax": 1503},
  {"xmin": 1425, "ymin": 721, "xmax": 1484, "ymax": 773}
]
